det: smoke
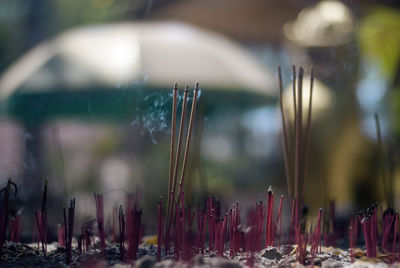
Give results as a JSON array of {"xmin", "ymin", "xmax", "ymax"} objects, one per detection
[
  {"xmin": 130, "ymin": 86, "xmax": 201, "ymax": 144},
  {"xmin": 130, "ymin": 92, "xmax": 170, "ymax": 144}
]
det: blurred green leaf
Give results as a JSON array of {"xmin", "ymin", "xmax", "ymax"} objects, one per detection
[{"xmin": 358, "ymin": 7, "xmax": 400, "ymax": 80}]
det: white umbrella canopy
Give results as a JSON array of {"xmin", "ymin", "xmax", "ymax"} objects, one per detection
[{"xmin": 0, "ymin": 21, "xmax": 276, "ymax": 100}]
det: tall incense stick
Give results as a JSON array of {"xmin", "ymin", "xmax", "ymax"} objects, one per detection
[
  {"xmin": 167, "ymin": 83, "xmax": 178, "ymax": 221},
  {"xmin": 295, "ymin": 67, "xmax": 304, "ymax": 202},
  {"xmin": 302, "ymin": 67, "xmax": 314, "ymax": 196},
  {"xmin": 292, "ymin": 65, "xmax": 297, "ymax": 150}
]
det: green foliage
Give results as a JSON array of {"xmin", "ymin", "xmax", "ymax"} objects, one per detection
[
  {"xmin": 358, "ymin": 7, "xmax": 400, "ymax": 137},
  {"xmin": 358, "ymin": 7, "xmax": 400, "ymax": 81}
]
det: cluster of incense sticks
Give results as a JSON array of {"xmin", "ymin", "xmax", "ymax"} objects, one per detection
[
  {"xmin": 165, "ymin": 82, "xmax": 199, "ymax": 253},
  {"xmin": 356, "ymin": 203, "xmax": 400, "ymax": 260},
  {"xmin": 277, "ymin": 65, "xmax": 317, "ymax": 262},
  {"xmin": 278, "ymin": 65, "xmax": 314, "ymax": 210},
  {"xmin": 158, "ymin": 187, "xmax": 287, "ymax": 263},
  {"xmin": 360, "ymin": 204, "xmax": 378, "ymax": 258},
  {"xmin": 358, "ymin": 204, "xmax": 378, "ymax": 258},
  {"xmin": 54, "ymin": 191, "xmax": 142, "ymax": 262}
]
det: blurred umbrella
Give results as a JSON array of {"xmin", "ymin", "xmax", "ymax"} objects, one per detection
[{"xmin": 0, "ymin": 21, "xmax": 275, "ymax": 124}]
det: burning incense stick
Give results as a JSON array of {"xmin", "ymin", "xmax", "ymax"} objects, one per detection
[{"xmin": 166, "ymin": 83, "xmax": 200, "ymax": 251}]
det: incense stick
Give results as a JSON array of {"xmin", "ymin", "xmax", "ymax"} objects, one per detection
[
  {"xmin": 294, "ymin": 67, "xmax": 303, "ymax": 202},
  {"xmin": 292, "ymin": 66, "xmax": 297, "ymax": 196},
  {"xmin": 167, "ymin": 83, "xmax": 178, "ymax": 222},
  {"xmin": 292, "ymin": 66, "xmax": 297, "ymax": 127},
  {"xmin": 301, "ymin": 67, "xmax": 314, "ymax": 200}
]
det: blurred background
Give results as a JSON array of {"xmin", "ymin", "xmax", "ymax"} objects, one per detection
[{"xmin": 0, "ymin": 0, "xmax": 399, "ymax": 239}]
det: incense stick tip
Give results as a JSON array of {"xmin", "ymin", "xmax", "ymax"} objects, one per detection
[{"xmin": 267, "ymin": 185, "xmax": 273, "ymax": 194}]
